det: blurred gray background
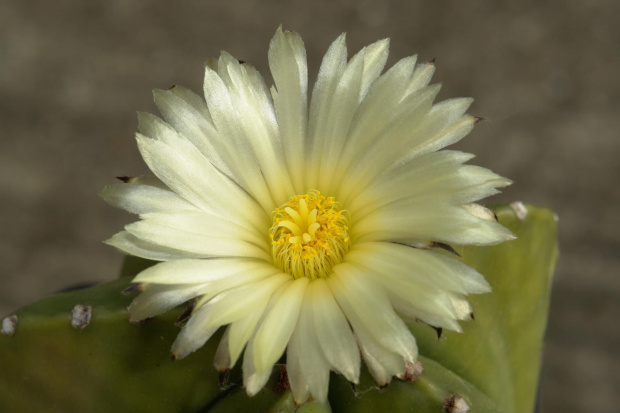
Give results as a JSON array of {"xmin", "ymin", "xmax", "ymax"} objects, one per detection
[{"xmin": 1, "ymin": 1, "xmax": 618, "ymax": 411}]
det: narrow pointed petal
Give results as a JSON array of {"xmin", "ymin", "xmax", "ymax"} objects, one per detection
[
  {"xmin": 135, "ymin": 134, "xmax": 268, "ymax": 231},
  {"xmin": 132, "ymin": 258, "xmax": 268, "ymax": 285},
  {"xmin": 213, "ymin": 326, "xmax": 231, "ymax": 371},
  {"xmin": 104, "ymin": 231, "xmax": 203, "ymax": 261},
  {"xmin": 269, "ymin": 27, "xmax": 308, "ymax": 193},
  {"xmin": 242, "ymin": 337, "xmax": 274, "ymax": 397},
  {"xmin": 202, "ymin": 66, "xmax": 275, "ymax": 211},
  {"xmin": 329, "ymin": 264, "xmax": 418, "ymax": 363},
  {"xmin": 286, "ymin": 325, "xmax": 310, "ymax": 404},
  {"xmin": 307, "ymin": 33, "xmax": 347, "ymax": 186},
  {"xmin": 100, "ymin": 182, "xmax": 198, "ymax": 215},
  {"xmin": 296, "ymin": 286, "xmax": 331, "ymax": 403},
  {"xmin": 252, "ymin": 278, "xmax": 308, "ymax": 372},
  {"xmin": 200, "ymin": 273, "xmax": 290, "ymax": 328},
  {"xmin": 310, "ymin": 279, "xmax": 360, "ymax": 383},
  {"xmin": 227, "ymin": 301, "xmax": 269, "ymax": 367},
  {"xmin": 171, "ymin": 303, "xmax": 220, "ymax": 359},
  {"xmin": 128, "ymin": 283, "xmax": 204, "ymax": 322}
]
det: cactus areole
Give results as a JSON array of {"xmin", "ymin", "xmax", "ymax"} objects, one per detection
[{"xmin": 100, "ymin": 27, "xmax": 514, "ymax": 405}]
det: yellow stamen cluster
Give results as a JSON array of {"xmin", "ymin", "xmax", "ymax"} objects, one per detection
[{"xmin": 270, "ymin": 191, "xmax": 350, "ymax": 280}]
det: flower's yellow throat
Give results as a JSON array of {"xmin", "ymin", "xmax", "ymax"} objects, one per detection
[{"xmin": 270, "ymin": 191, "xmax": 350, "ymax": 280}]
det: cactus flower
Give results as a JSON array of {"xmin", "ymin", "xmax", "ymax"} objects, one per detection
[{"xmin": 101, "ymin": 27, "xmax": 514, "ymax": 404}]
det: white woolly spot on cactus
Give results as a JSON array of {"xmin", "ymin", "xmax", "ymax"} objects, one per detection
[
  {"xmin": 510, "ymin": 201, "xmax": 528, "ymax": 221},
  {"xmin": 1, "ymin": 315, "xmax": 18, "ymax": 336},
  {"xmin": 71, "ymin": 305, "xmax": 92, "ymax": 329},
  {"xmin": 443, "ymin": 393, "xmax": 470, "ymax": 413},
  {"xmin": 402, "ymin": 360, "xmax": 424, "ymax": 382}
]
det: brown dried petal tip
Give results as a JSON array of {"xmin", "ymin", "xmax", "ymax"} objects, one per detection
[
  {"xmin": 431, "ymin": 242, "xmax": 461, "ymax": 257},
  {"xmin": 175, "ymin": 300, "xmax": 197, "ymax": 326},
  {"xmin": 273, "ymin": 365, "xmax": 290, "ymax": 393},
  {"xmin": 121, "ymin": 283, "xmax": 142, "ymax": 295}
]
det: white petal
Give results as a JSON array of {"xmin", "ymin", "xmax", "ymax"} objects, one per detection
[
  {"xmin": 125, "ymin": 217, "xmax": 270, "ymax": 261},
  {"xmin": 200, "ymin": 273, "xmax": 290, "ymax": 328},
  {"xmin": 252, "ymin": 277, "xmax": 308, "ymax": 372},
  {"xmin": 100, "ymin": 182, "xmax": 198, "ymax": 215},
  {"xmin": 171, "ymin": 303, "xmax": 220, "ymax": 359},
  {"xmin": 152, "ymin": 89, "xmax": 240, "ymax": 180},
  {"xmin": 335, "ymin": 55, "xmax": 417, "ymax": 176},
  {"xmin": 217, "ymin": 52, "xmax": 294, "ymax": 205},
  {"xmin": 344, "ymin": 244, "xmax": 483, "ymax": 330},
  {"xmin": 135, "ymin": 134, "xmax": 268, "ymax": 231},
  {"xmin": 133, "ymin": 258, "xmax": 269, "ymax": 284},
  {"xmin": 196, "ymin": 266, "xmax": 283, "ymax": 306},
  {"xmin": 214, "ymin": 326, "xmax": 231, "ymax": 371},
  {"xmin": 286, "ymin": 323, "xmax": 310, "ymax": 404},
  {"xmin": 203, "ymin": 65, "xmax": 275, "ymax": 211},
  {"xmin": 314, "ymin": 47, "xmax": 366, "ymax": 193},
  {"xmin": 384, "ymin": 98, "xmax": 475, "ymax": 166},
  {"xmin": 329, "ymin": 264, "xmax": 418, "ymax": 363},
  {"xmin": 168, "ymin": 84, "xmax": 213, "ymax": 124},
  {"xmin": 449, "ymin": 293, "xmax": 474, "ymax": 320},
  {"xmin": 228, "ymin": 301, "xmax": 270, "ymax": 368},
  {"xmin": 307, "ymin": 33, "xmax": 347, "ymax": 187},
  {"xmin": 243, "ymin": 337, "xmax": 274, "ymax": 397},
  {"xmin": 348, "ymin": 150, "xmax": 472, "ymax": 216},
  {"xmin": 135, "ymin": 211, "xmax": 269, "ymax": 253},
  {"xmin": 242, "ymin": 280, "xmax": 292, "ymax": 396},
  {"xmin": 337, "ymin": 84, "xmax": 441, "ymax": 202},
  {"xmin": 328, "ymin": 269, "xmax": 407, "ymax": 385},
  {"xmin": 128, "ymin": 283, "xmax": 204, "ymax": 321},
  {"xmin": 268, "ymin": 27, "xmax": 308, "ymax": 193},
  {"xmin": 289, "ymin": 285, "xmax": 330, "ymax": 403},
  {"xmin": 137, "ymin": 112, "xmax": 182, "ymax": 146},
  {"xmin": 105, "ymin": 231, "xmax": 203, "ymax": 261},
  {"xmin": 353, "ymin": 203, "xmax": 515, "ymax": 246},
  {"xmin": 349, "ymin": 242, "xmax": 491, "ymax": 295},
  {"xmin": 349, "ymin": 150, "xmax": 511, "ymax": 221},
  {"xmin": 310, "ymin": 279, "xmax": 360, "ymax": 383},
  {"xmin": 404, "ymin": 61, "xmax": 436, "ymax": 96},
  {"xmin": 356, "ymin": 330, "xmax": 407, "ymax": 386},
  {"xmin": 359, "ymin": 38, "xmax": 390, "ymax": 100}
]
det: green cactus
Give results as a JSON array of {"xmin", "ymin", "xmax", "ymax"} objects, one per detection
[{"xmin": 0, "ymin": 204, "xmax": 557, "ymax": 412}]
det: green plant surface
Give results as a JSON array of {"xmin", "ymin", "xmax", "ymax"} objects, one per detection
[
  {"xmin": 0, "ymin": 204, "xmax": 557, "ymax": 412},
  {"xmin": 408, "ymin": 203, "xmax": 558, "ymax": 413}
]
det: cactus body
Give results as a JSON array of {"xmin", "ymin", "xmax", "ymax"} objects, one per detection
[{"xmin": 0, "ymin": 204, "xmax": 557, "ymax": 412}]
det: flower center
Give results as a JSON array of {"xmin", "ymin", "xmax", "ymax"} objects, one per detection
[{"xmin": 270, "ymin": 191, "xmax": 350, "ymax": 280}]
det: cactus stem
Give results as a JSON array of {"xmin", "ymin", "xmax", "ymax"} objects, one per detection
[
  {"xmin": 1, "ymin": 315, "xmax": 17, "ymax": 336},
  {"xmin": 70, "ymin": 305, "xmax": 92, "ymax": 330},
  {"xmin": 401, "ymin": 360, "xmax": 424, "ymax": 383},
  {"xmin": 443, "ymin": 393, "xmax": 470, "ymax": 413},
  {"xmin": 510, "ymin": 201, "xmax": 528, "ymax": 221}
]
